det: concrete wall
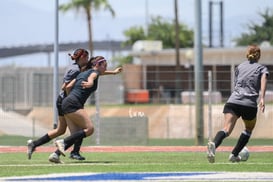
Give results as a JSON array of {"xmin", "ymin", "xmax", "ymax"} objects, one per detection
[
  {"xmin": 90, "ymin": 116, "xmax": 148, "ymax": 145},
  {"xmin": 161, "ymin": 105, "xmax": 273, "ymax": 139},
  {"xmin": 24, "ymin": 105, "xmax": 273, "ymax": 140}
]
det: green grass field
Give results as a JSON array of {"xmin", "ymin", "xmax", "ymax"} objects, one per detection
[
  {"xmin": 0, "ymin": 151, "xmax": 273, "ymax": 177},
  {"xmin": 0, "ymin": 136, "xmax": 272, "ymax": 178}
]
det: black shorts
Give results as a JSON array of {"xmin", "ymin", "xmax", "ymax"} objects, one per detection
[
  {"xmin": 223, "ymin": 103, "xmax": 257, "ymax": 120},
  {"xmin": 62, "ymin": 94, "xmax": 84, "ymax": 114},
  {"xmin": 56, "ymin": 95, "xmax": 64, "ymax": 116}
]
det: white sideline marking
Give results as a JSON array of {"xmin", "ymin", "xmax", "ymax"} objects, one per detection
[{"xmin": 1, "ymin": 172, "xmax": 273, "ymax": 181}]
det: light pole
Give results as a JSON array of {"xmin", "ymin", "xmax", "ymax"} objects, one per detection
[
  {"xmin": 185, "ymin": 49, "xmax": 193, "ymax": 137},
  {"xmin": 151, "ymin": 51, "xmax": 159, "ymax": 103},
  {"xmin": 174, "ymin": 0, "xmax": 181, "ymax": 104},
  {"xmin": 209, "ymin": 1, "xmax": 224, "ymax": 47},
  {"xmin": 194, "ymin": 0, "xmax": 204, "ymax": 145},
  {"xmin": 145, "ymin": 0, "xmax": 149, "ymax": 35},
  {"xmin": 53, "ymin": 0, "xmax": 59, "ymax": 129}
]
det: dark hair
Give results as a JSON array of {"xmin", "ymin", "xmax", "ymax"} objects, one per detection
[
  {"xmin": 68, "ymin": 48, "xmax": 89, "ymax": 61},
  {"xmin": 89, "ymin": 56, "xmax": 107, "ymax": 66},
  {"xmin": 85, "ymin": 57, "xmax": 95, "ymax": 70}
]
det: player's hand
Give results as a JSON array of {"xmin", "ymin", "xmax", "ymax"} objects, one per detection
[
  {"xmin": 81, "ymin": 81, "xmax": 92, "ymax": 89},
  {"xmin": 258, "ymin": 99, "xmax": 265, "ymax": 113},
  {"xmin": 114, "ymin": 67, "xmax": 122, "ymax": 74}
]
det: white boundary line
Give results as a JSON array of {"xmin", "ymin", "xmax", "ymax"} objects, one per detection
[{"xmin": 1, "ymin": 172, "xmax": 273, "ymax": 181}]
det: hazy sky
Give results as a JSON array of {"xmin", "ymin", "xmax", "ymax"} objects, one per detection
[{"xmin": 0, "ymin": 0, "xmax": 272, "ymax": 66}]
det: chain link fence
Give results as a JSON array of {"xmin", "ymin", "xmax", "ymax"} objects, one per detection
[{"xmin": 0, "ymin": 65, "xmax": 273, "ymax": 142}]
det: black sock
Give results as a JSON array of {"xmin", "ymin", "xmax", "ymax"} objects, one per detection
[
  {"xmin": 232, "ymin": 131, "xmax": 251, "ymax": 156},
  {"xmin": 71, "ymin": 138, "xmax": 83, "ymax": 154},
  {"xmin": 33, "ymin": 134, "xmax": 51, "ymax": 147},
  {"xmin": 55, "ymin": 150, "xmax": 61, "ymax": 156},
  {"xmin": 213, "ymin": 130, "xmax": 228, "ymax": 148},
  {"xmin": 64, "ymin": 130, "xmax": 86, "ymax": 151}
]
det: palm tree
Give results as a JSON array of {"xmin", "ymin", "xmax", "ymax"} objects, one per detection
[{"xmin": 59, "ymin": 0, "xmax": 115, "ymax": 56}]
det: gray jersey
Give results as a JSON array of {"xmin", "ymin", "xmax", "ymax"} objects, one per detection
[
  {"xmin": 59, "ymin": 63, "xmax": 81, "ymax": 98},
  {"xmin": 227, "ymin": 60, "xmax": 269, "ymax": 108}
]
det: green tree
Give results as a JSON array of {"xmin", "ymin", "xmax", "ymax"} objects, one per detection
[
  {"xmin": 123, "ymin": 16, "xmax": 194, "ymax": 48},
  {"xmin": 59, "ymin": 0, "xmax": 115, "ymax": 55},
  {"xmin": 123, "ymin": 26, "xmax": 146, "ymax": 47},
  {"xmin": 112, "ymin": 55, "xmax": 133, "ymax": 67},
  {"xmin": 235, "ymin": 9, "xmax": 273, "ymax": 46}
]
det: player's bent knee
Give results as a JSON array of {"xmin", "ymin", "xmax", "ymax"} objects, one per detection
[{"xmin": 85, "ymin": 127, "xmax": 94, "ymax": 136}]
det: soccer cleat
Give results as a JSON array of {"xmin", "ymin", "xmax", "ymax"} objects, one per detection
[
  {"xmin": 27, "ymin": 139, "xmax": 35, "ymax": 160},
  {"xmin": 229, "ymin": 154, "xmax": 241, "ymax": 162},
  {"xmin": 70, "ymin": 152, "xmax": 86, "ymax": 161},
  {"xmin": 48, "ymin": 152, "xmax": 63, "ymax": 164},
  {"xmin": 239, "ymin": 147, "xmax": 249, "ymax": 161},
  {"xmin": 207, "ymin": 141, "xmax": 216, "ymax": 163},
  {"xmin": 55, "ymin": 139, "xmax": 65, "ymax": 156}
]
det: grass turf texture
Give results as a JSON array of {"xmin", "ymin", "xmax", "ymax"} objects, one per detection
[
  {"xmin": 0, "ymin": 136, "xmax": 272, "ymax": 177},
  {"xmin": 0, "ymin": 152, "xmax": 273, "ymax": 177}
]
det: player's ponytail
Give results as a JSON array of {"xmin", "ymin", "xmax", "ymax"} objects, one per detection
[
  {"xmin": 246, "ymin": 45, "xmax": 261, "ymax": 61},
  {"xmin": 68, "ymin": 48, "xmax": 88, "ymax": 61}
]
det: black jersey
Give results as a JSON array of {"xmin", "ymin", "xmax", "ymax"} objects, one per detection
[{"xmin": 69, "ymin": 69, "xmax": 100, "ymax": 105}]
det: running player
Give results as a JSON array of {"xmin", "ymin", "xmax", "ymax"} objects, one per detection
[
  {"xmin": 49, "ymin": 56, "xmax": 122, "ymax": 163},
  {"xmin": 207, "ymin": 45, "xmax": 269, "ymax": 163},
  {"xmin": 27, "ymin": 48, "xmax": 89, "ymax": 161}
]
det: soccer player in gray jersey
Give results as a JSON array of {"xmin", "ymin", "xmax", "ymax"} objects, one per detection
[
  {"xmin": 50, "ymin": 56, "xmax": 122, "ymax": 163},
  {"xmin": 207, "ymin": 45, "xmax": 269, "ymax": 163},
  {"xmin": 27, "ymin": 48, "xmax": 89, "ymax": 161}
]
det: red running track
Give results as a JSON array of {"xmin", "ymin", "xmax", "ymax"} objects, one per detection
[{"xmin": 0, "ymin": 146, "xmax": 273, "ymax": 153}]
